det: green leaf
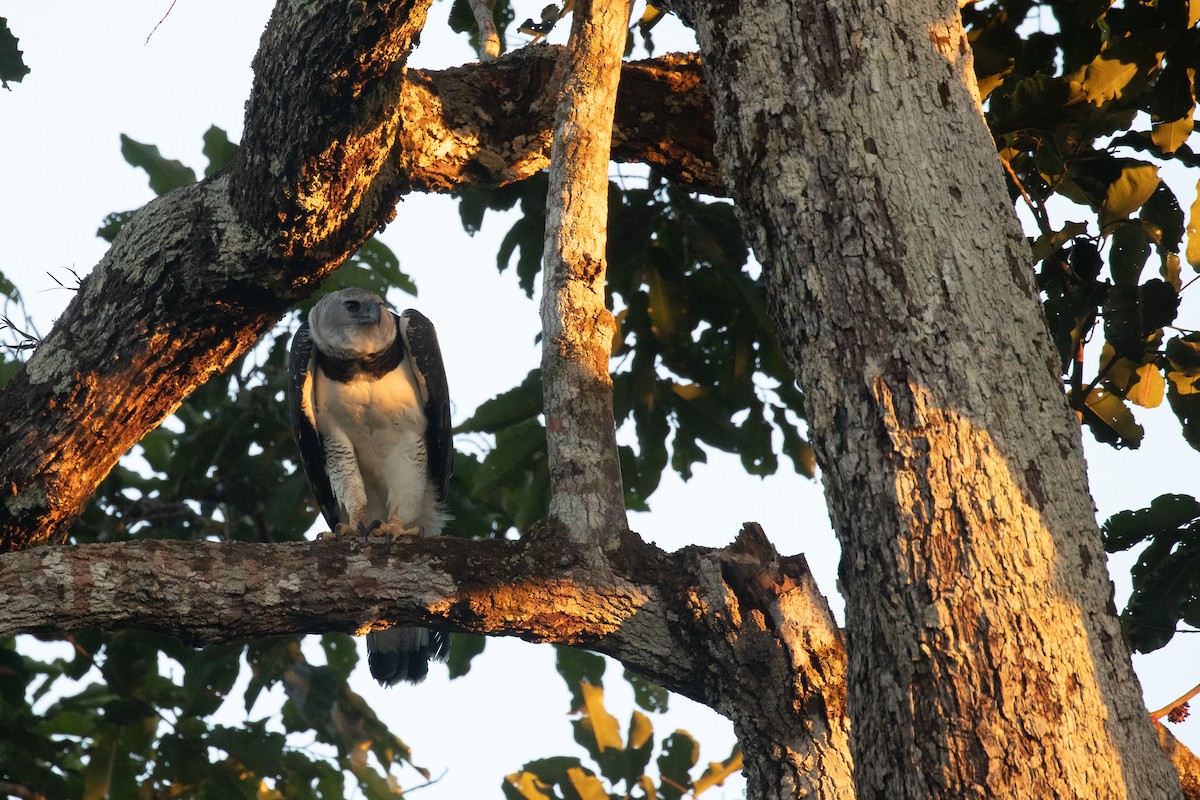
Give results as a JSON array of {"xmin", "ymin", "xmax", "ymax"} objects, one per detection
[
  {"xmin": 1108, "ymin": 223, "xmax": 1150, "ymax": 285},
  {"xmin": 446, "ymin": 633, "xmax": 486, "ymax": 679},
  {"xmin": 555, "ymin": 647, "xmax": 606, "ymax": 712},
  {"xmin": 476, "ymin": 418, "xmax": 546, "ymax": 492},
  {"xmin": 1102, "ymin": 494, "xmax": 1200, "ymax": 552},
  {"xmin": 1140, "ymin": 182, "xmax": 1185, "ymax": 254},
  {"xmin": 320, "ymin": 634, "xmax": 358, "ymax": 681},
  {"xmin": 624, "ymin": 669, "xmax": 669, "ymax": 713},
  {"xmin": 1103, "ymin": 280, "xmax": 1179, "ymax": 360},
  {"xmin": 1166, "ymin": 334, "xmax": 1200, "ymax": 377},
  {"xmin": 0, "ymin": 18, "xmax": 30, "ymax": 88},
  {"xmin": 333, "ymin": 237, "xmax": 417, "ymax": 298},
  {"xmin": 120, "ymin": 134, "xmax": 198, "ymax": 196},
  {"xmin": 1168, "ymin": 375, "xmax": 1200, "ymax": 451},
  {"xmin": 1099, "ymin": 162, "xmax": 1160, "ymax": 231},
  {"xmin": 202, "ymin": 126, "xmax": 239, "ymax": 176},
  {"xmin": 97, "ymin": 210, "xmax": 138, "ymax": 243},
  {"xmin": 656, "ymin": 732, "xmax": 699, "ymax": 800},
  {"xmin": 459, "ymin": 369, "xmax": 544, "ymax": 433}
]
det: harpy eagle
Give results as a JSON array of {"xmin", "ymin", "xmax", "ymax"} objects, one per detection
[{"xmin": 288, "ymin": 287, "xmax": 453, "ymax": 685}]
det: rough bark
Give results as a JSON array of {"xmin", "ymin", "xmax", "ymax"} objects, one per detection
[
  {"xmin": 681, "ymin": 0, "xmax": 1182, "ymax": 797},
  {"xmin": 539, "ymin": 0, "xmax": 633, "ymax": 550},
  {"xmin": 400, "ymin": 51, "xmax": 721, "ymax": 195},
  {"xmin": 1160, "ymin": 723, "xmax": 1200, "ymax": 800}
]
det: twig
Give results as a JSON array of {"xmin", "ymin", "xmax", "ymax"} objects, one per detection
[
  {"xmin": 1150, "ymin": 679, "xmax": 1200, "ymax": 721},
  {"xmin": 402, "ymin": 768, "xmax": 448, "ymax": 794},
  {"xmin": 46, "ymin": 266, "xmax": 83, "ymax": 291},
  {"xmin": 999, "ymin": 153, "xmax": 1052, "ymax": 238},
  {"xmin": 145, "ymin": 0, "xmax": 181, "ymax": 45},
  {"xmin": 0, "ymin": 315, "xmax": 40, "ymax": 351}
]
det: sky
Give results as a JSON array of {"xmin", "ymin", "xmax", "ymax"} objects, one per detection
[{"xmin": 1, "ymin": 1, "xmax": 1199, "ymax": 797}]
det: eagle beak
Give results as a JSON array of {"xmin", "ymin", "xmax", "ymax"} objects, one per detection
[{"xmin": 345, "ymin": 299, "xmax": 382, "ymax": 324}]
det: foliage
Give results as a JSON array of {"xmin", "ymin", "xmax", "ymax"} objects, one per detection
[
  {"xmin": 1, "ymin": 632, "xmax": 425, "ymax": 799},
  {"xmin": 1103, "ymin": 495, "xmax": 1200, "ymax": 653},
  {"xmin": 5, "ymin": 0, "xmax": 1200, "ymax": 793},
  {"xmin": 502, "ymin": 649, "xmax": 740, "ymax": 800},
  {"xmin": 0, "ymin": 17, "xmax": 29, "ymax": 89},
  {"xmin": 455, "ymin": 173, "xmax": 814, "ymax": 525},
  {"xmin": 5, "ymin": 121, "xmax": 742, "ymax": 794},
  {"xmin": 966, "ymin": 0, "xmax": 1200, "ymax": 451}
]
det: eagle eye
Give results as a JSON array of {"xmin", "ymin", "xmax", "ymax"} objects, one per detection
[{"xmin": 345, "ymin": 300, "xmax": 361, "ymax": 313}]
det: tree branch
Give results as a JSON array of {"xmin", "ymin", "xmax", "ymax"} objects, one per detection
[
  {"xmin": 399, "ymin": 50, "xmax": 721, "ymax": 195},
  {"xmin": 539, "ymin": 0, "xmax": 633, "ymax": 550},
  {"xmin": 0, "ymin": 524, "xmax": 835, "ymax": 714}
]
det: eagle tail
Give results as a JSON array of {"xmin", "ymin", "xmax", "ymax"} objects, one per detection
[{"xmin": 365, "ymin": 627, "xmax": 448, "ymax": 685}]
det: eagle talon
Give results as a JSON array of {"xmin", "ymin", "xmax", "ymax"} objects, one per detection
[
  {"xmin": 377, "ymin": 523, "xmax": 423, "ymax": 541},
  {"xmin": 333, "ymin": 523, "xmax": 360, "ymax": 539}
]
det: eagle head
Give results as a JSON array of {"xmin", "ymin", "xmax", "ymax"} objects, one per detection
[{"xmin": 308, "ymin": 288, "xmax": 396, "ymax": 360}]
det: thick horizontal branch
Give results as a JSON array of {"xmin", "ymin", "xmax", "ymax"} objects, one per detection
[
  {"xmin": 399, "ymin": 50, "xmax": 721, "ymax": 195},
  {"xmin": 1, "ymin": 524, "xmax": 820, "ymax": 710}
]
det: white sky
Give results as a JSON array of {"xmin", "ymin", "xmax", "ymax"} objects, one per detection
[{"xmin": 1, "ymin": 1, "xmax": 1198, "ymax": 796}]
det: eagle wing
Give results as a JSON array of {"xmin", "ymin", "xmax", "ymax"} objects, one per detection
[
  {"xmin": 287, "ymin": 321, "xmax": 340, "ymax": 530},
  {"xmin": 398, "ymin": 309, "xmax": 453, "ymax": 502}
]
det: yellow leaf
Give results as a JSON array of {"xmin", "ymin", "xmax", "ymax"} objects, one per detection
[
  {"xmin": 1186, "ymin": 179, "xmax": 1200, "ymax": 270},
  {"xmin": 628, "ymin": 709, "xmax": 654, "ymax": 750},
  {"xmin": 1126, "ymin": 363, "xmax": 1165, "ymax": 408},
  {"xmin": 1100, "ymin": 163, "xmax": 1160, "ymax": 231},
  {"xmin": 1152, "ymin": 113, "xmax": 1195, "ymax": 154},
  {"xmin": 1084, "ymin": 387, "xmax": 1144, "ymax": 444},
  {"xmin": 580, "ymin": 681, "xmax": 624, "ymax": 752},
  {"xmin": 1168, "ymin": 372, "xmax": 1200, "ymax": 396},
  {"xmin": 566, "ymin": 767, "xmax": 610, "ymax": 800},
  {"xmin": 1079, "ymin": 54, "xmax": 1139, "ymax": 105}
]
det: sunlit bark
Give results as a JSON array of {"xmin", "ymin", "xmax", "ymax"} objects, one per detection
[
  {"xmin": 539, "ymin": 0, "xmax": 633, "ymax": 551},
  {"xmin": 680, "ymin": 0, "xmax": 1183, "ymax": 795}
]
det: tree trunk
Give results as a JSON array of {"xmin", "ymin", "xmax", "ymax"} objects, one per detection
[{"xmin": 682, "ymin": 0, "xmax": 1182, "ymax": 796}]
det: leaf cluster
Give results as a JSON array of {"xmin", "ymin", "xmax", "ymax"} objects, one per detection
[
  {"xmin": 1, "ymin": 631, "xmax": 421, "ymax": 799},
  {"xmin": 968, "ymin": 0, "xmax": 1200, "ymax": 451},
  {"xmin": 1103, "ymin": 494, "xmax": 1200, "ymax": 653},
  {"xmin": 503, "ymin": 649, "xmax": 740, "ymax": 800}
]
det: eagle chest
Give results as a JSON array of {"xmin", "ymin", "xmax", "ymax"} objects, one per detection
[{"xmin": 313, "ymin": 363, "xmax": 429, "ymax": 477}]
